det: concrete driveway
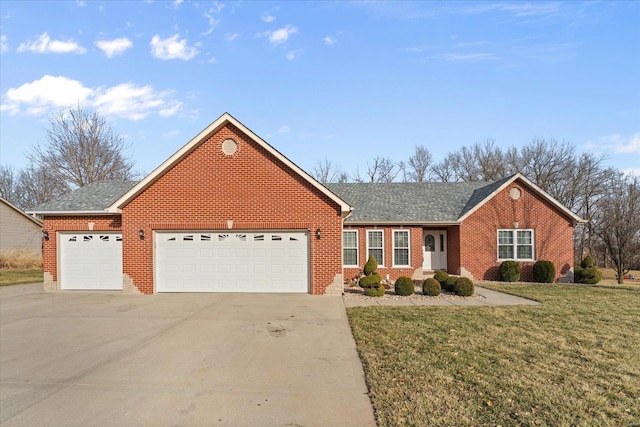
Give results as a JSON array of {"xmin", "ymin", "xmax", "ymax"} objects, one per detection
[{"xmin": 0, "ymin": 284, "xmax": 376, "ymax": 427}]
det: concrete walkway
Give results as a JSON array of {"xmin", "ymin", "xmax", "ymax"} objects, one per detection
[
  {"xmin": 1, "ymin": 283, "xmax": 376, "ymax": 427},
  {"xmin": 343, "ymin": 286, "xmax": 540, "ymax": 307}
]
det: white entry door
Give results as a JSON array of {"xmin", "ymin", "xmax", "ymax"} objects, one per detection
[
  {"xmin": 155, "ymin": 231, "xmax": 309, "ymax": 293},
  {"xmin": 422, "ymin": 230, "xmax": 447, "ymax": 271},
  {"xmin": 59, "ymin": 233, "xmax": 123, "ymax": 290}
]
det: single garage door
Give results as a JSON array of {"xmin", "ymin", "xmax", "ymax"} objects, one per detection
[
  {"xmin": 59, "ymin": 233, "xmax": 123, "ymax": 290},
  {"xmin": 155, "ymin": 231, "xmax": 309, "ymax": 293}
]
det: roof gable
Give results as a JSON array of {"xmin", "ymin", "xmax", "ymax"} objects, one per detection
[
  {"xmin": 107, "ymin": 112, "xmax": 351, "ymax": 215},
  {"xmin": 1, "ymin": 197, "xmax": 43, "ymax": 226}
]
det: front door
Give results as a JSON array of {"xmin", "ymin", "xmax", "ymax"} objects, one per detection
[{"xmin": 423, "ymin": 230, "xmax": 447, "ymax": 271}]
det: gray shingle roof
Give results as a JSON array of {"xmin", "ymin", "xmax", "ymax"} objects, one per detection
[
  {"xmin": 327, "ymin": 181, "xmax": 499, "ymax": 223},
  {"xmin": 30, "ymin": 181, "xmax": 138, "ymax": 212}
]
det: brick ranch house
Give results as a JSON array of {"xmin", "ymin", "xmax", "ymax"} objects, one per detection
[{"xmin": 30, "ymin": 113, "xmax": 585, "ymax": 295}]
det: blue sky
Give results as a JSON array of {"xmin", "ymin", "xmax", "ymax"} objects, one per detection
[{"xmin": 1, "ymin": 1, "xmax": 639, "ymax": 178}]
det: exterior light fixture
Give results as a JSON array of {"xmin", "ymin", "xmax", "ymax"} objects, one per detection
[
  {"xmin": 315, "ymin": 228, "xmax": 321, "ymax": 239},
  {"xmin": 139, "ymin": 229, "xmax": 144, "ymax": 240},
  {"xmin": 42, "ymin": 230, "xmax": 50, "ymax": 241}
]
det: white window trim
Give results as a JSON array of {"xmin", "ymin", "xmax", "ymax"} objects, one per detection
[
  {"xmin": 366, "ymin": 229, "xmax": 385, "ymax": 267},
  {"xmin": 497, "ymin": 229, "xmax": 535, "ymax": 262},
  {"xmin": 392, "ymin": 229, "xmax": 411, "ymax": 267},
  {"xmin": 342, "ymin": 230, "xmax": 359, "ymax": 267}
]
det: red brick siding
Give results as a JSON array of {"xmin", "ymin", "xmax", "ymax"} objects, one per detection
[
  {"xmin": 343, "ymin": 225, "xmax": 423, "ymax": 283},
  {"xmin": 459, "ymin": 180, "xmax": 575, "ymax": 281},
  {"xmin": 42, "ymin": 215, "xmax": 122, "ymax": 283},
  {"xmin": 445, "ymin": 225, "xmax": 461, "ymax": 275},
  {"xmin": 121, "ymin": 123, "xmax": 343, "ymax": 294}
]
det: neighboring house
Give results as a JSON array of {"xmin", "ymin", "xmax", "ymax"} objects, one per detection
[
  {"xmin": 29, "ymin": 113, "xmax": 585, "ymax": 294},
  {"xmin": 0, "ymin": 197, "xmax": 43, "ymax": 253}
]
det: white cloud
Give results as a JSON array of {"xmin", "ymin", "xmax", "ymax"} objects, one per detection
[
  {"xmin": 441, "ymin": 52, "xmax": 499, "ymax": 62},
  {"xmin": 225, "ymin": 33, "xmax": 240, "ymax": 42},
  {"xmin": 171, "ymin": 0, "xmax": 183, "ymax": 9},
  {"xmin": 263, "ymin": 25, "xmax": 298, "ymax": 46},
  {"xmin": 462, "ymin": 3, "xmax": 561, "ymax": 17},
  {"xmin": 278, "ymin": 125, "xmax": 290, "ymax": 133},
  {"xmin": 599, "ymin": 133, "xmax": 640, "ymax": 154},
  {"xmin": 261, "ymin": 13, "xmax": 276, "ymax": 23},
  {"xmin": 1, "ymin": 35, "xmax": 8, "ymax": 53},
  {"xmin": 324, "ymin": 36, "xmax": 337, "ymax": 46},
  {"xmin": 1, "ymin": 75, "xmax": 182, "ymax": 121},
  {"xmin": 95, "ymin": 37, "xmax": 133, "ymax": 58},
  {"xmin": 1, "ymin": 75, "xmax": 92, "ymax": 115},
  {"xmin": 202, "ymin": 3, "xmax": 224, "ymax": 36},
  {"xmin": 285, "ymin": 49, "xmax": 303, "ymax": 60},
  {"xmin": 76, "ymin": 0, "xmax": 86, "ymax": 6},
  {"xmin": 163, "ymin": 130, "xmax": 180, "ymax": 138},
  {"xmin": 150, "ymin": 34, "xmax": 198, "ymax": 60},
  {"xmin": 17, "ymin": 32, "xmax": 86, "ymax": 54}
]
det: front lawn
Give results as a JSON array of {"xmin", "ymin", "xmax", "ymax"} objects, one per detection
[
  {"xmin": 0, "ymin": 268, "xmax": 44, "ymax": 286},
  {"xmin": 347, "ymin": 284, "xmax": 640, "ymax": 426}
]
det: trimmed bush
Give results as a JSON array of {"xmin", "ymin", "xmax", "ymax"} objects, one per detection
[
  {"xmin": 359, "ymin": 273, "xmax": 382, "ymax": 289},
  {"xmin": 575, "ymin": 266, "xmax": 602, "ymax": 284},
  {"xmin": 394, "ymin": 276, "xmax": 414, "ymax": 296},
  {"xmin": 499, "ymin": 260, "xmax": 521, "ymax": 282},
  {"xmin": 454, "ymin": 277, "xmax": 474, "ymax": 296},
  {"xmin": 444, "ymin": 277, "xmax": 457, "ymax": 292},
  {"xmin": 533, "ymin": 260, "xmax": 556, "ymax": 283},
  {"xmin": 363, "ymin": 255, "xmax": 378, "ymax": 276},
  {"xmin": 365, "ymin": 284, "xmax": 385, "ymax": 297},
  {"xmin": 433, "ymin": 270, "xmax": 449, "ymax": 285},
  {"xmin": 422, "ymin": 278, "xmax": 441, "ymax": 296},
  {"xmin": 581, "ymin": 255, "xmax": 595, "ymax": 269}
]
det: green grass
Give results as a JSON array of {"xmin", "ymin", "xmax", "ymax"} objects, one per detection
[
  {"xmin": 0, "ymin": 268, "xmax": 44, "ymax": 286},
  {"xmin": 347, "ymin": 284, "xmax": 640, "ymax": 426}
]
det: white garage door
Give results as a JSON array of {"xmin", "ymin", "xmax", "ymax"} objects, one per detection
[
  {"xmin": 59, "ymin": 233, "xmax": 123, "ymax": 290},
  {"xmin": 155, "ymin": 231, "xmax": 309, "ymax": 293}
]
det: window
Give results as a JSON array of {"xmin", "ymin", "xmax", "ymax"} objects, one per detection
[
  {"xmin": 343, "ymin": 230, "xmax": 358, "ymax": 266},
  {"xmin": 498, "ymin": 229, "xmax": 534, "ymax": 261},
  {"xmin": 393, "ymin": 230, "xmax": 410, "ymax": 266},
  {"xmin": 367, "ymin": 230, "xmax": 384, "ymax": 266}
]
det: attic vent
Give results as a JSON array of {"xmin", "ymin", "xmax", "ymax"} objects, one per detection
[
  {"xmin": 221, "ymin": 138, "xmax": 238, "ymax": 156},
  {"xmin": 509, "ymin": 187, "xmax": 522, "ymax": 200}
]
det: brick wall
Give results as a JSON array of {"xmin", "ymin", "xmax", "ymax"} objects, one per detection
[
  {"xmin": 121, "ymin": 123, "xmax": 344, "ymax": 294},
  {"xmin": 343, "ymin": 225, "xmax": 423, "ymax": 283},
  {"xmin": 459, "ymin": 179, "xmax": 575, "ymax": 281},
  {"xmin": 42, "ymin": 215, "xmax": 122, "ymax": 284}
]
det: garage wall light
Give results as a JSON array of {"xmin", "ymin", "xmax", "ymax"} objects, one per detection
[
  {"xmin": 42, "ymin": 230, "xmax": 49, "ymax": 241},
  {"xmin": 315, "ymin": 228, "xmax": 321, "ymax": 239},
  {"xmin": 138, "ymin": 229, "xmax": 145, "ymax": 240}
]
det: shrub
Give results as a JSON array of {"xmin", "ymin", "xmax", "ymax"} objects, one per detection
[
  {"xmin": 533, "ymin": 260, "xmax": 556, "ymax": 283},
  {"xmin": 422, "ymin": 278, "xmax": 441, "ymax": 296},
  {"xmin": 444, "ymin": 277, "xmax": 457, "ymax": 292},
  {"xmin": 454, "ymin": 277, "xmax": 474, "ymax": 296},
  {"xmin": 499, "ymin": 260, "xmax": 521, "ymax": 282},
  {"xmin": 581, "ymin": 255, "xmax": 595, "ymax": 269},
  {"xmin": 433, "ymin": 270, "xmax": 449, "ymax": 285},
  {"xmin": 365, "ymin": 284, "xmax": 385, "ymax": 297},
  {"xmin": 359, "ymin": 273, "xmax": 382, "ymax": 289},
  {"xmin": 363, "ymin": 255, "xmax": 378, "ymax": 276},
  {"xmin": 575, "ymin": 266, "xmax": 602, "ymax": 284},
  {"xmin": 394, "ymin": 276, "xmax": 414, "ymax": 296}
]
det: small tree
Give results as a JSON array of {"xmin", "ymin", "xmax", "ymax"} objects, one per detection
[{"xmin": 359, "ymin": 255, "xmax": 384, "ymax": 296}]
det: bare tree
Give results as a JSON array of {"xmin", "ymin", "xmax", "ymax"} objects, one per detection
[
  {"xmin": 311, "ymin": 160, "xmax": 344, "ymax": 184},
  {"xmin": 0, "ymin": 164, "xmax": 18, "ymax": 205},
  {"xmin": 472, "ymin": 139, "xmax": 506, "ymax": 181},
  {"xmin": 593, "ymin": 174, "xmax": 640, "ymax": 283},
  {"xmin": 406, "ymin": 145, "xmax": 433, "ymax": 182},
  {"xmin": 17, "ymin": 165, "xmax": 69, "ymax": 210},
  {"xmin": 363, "ymin": 156, "xmax": 399, "ymax": 183},
  {"xmin": 28, "ymin": 106, "xmax": 136, "ymax": 189},
  {"xmin": 430, "ymin": 157, "xmax": 457, "ymax": 182},
  {"xmin": 519, "ymin": 138, "xmax": 575, "ymax": 196}
]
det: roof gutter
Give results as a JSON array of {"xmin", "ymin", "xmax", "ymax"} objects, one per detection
[
  {"xmin": 26, "ymin": 210, "xmax": 120, "ymax": 217},
  {"xmin": 343, "ymin": 220, "xmax": 461, "ymax": 226}
]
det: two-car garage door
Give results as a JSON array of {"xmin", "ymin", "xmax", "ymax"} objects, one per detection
[{"xmin": 155, "ymin": 231, "xmax": 309, "ymax": 293}]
